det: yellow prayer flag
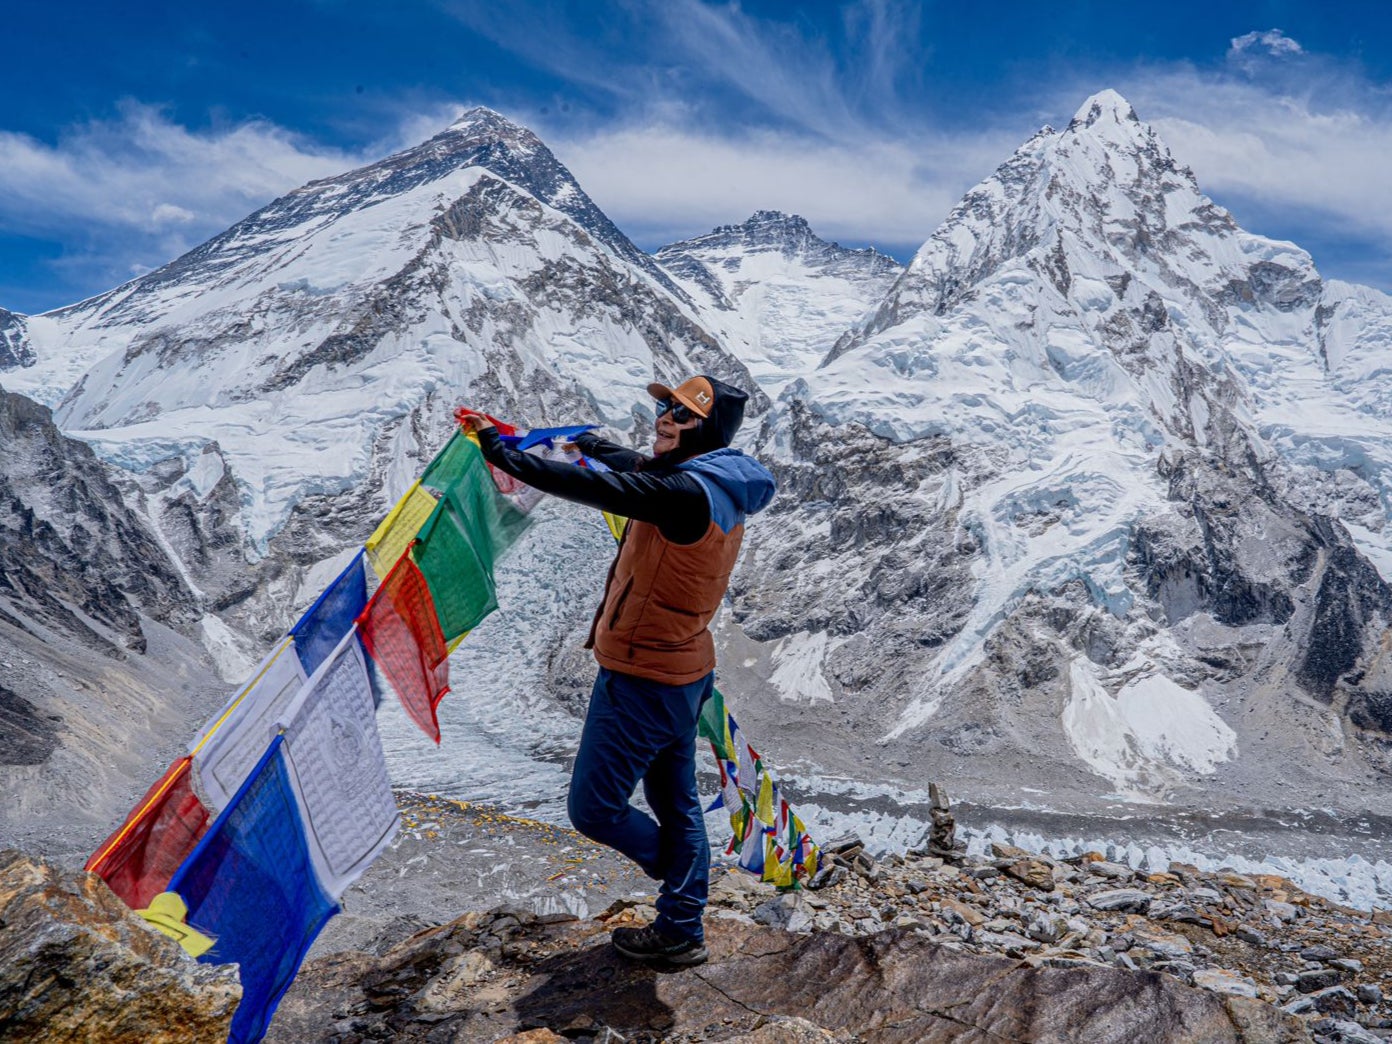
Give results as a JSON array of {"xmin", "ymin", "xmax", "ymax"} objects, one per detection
[
  {"xmin": 366, "ymin": 481, "xmax": 439, "ymax": 579},
  {"xmin": 756, "ymin": 773, "xmax": 775, "ymax": 824},
  {"xmin": 137, "ymin": 892, "xmax": 215, "ymax": 958},
  {"xmin": 603, "ymin": 512, "xmax": 628, "ymax": 542}
]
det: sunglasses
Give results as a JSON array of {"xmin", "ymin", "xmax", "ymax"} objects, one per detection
[{"xmin": 655, "ymin": 398, "xmax": 696, "ymax": 423}]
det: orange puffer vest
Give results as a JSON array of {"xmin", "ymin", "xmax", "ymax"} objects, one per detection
[
  {"xmin": 586, "ymin": 518, "xmax": 744, "ymax": 684},
  {"xmin": 585, "ymin": 448, "xmax": 775, "ymax": 685}
]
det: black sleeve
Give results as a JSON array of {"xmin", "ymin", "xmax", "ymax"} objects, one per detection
[
  {"xmin": 572, "ymin": 431, "xmax": 647, "ymax": 473},
  {"xmin": 478, "ymin": 429, "xmax": 710, "ymax": 543}
]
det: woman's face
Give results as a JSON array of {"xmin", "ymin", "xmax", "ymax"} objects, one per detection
[{"xmin": 653, "ymin": 401, "xmax": 702, "ymax": 455}]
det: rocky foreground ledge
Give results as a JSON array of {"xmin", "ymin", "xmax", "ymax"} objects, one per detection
[
  {"xmin": 268, "ymin": 830, "xmax": 1392, "ymax": 1044},
  {"xmin": 5, "ymin": 812, "xmax": 1392, "ymax": 1043}
]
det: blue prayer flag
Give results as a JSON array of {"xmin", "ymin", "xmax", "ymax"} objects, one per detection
[
  {"xmin": 170, "ymin": 736, "xmax": 338, "ymax": 1044},
  {"xmin": 514, "ymin": 424, "xmax": 596, "ymax": 451},
  {"xmin": 288, "ymin": 552, "xmax": 368, "ymax": 676}
]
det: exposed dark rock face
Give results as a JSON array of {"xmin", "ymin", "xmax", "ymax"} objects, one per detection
[
  {"xmin": 0, "ymin": 308, "xmax": 32, "ymax": 369},
  {"xmin": 740, "ymin": 400, "xmax": 972, "ymax": 700},
  {"xmin": 0, "ymin": 682, "xmax": 61, "ymax": 766},
  {"xmin": 0, "ymin": 389, "xmax": 198, "ymax": 657},
  {"xmin": 0, "ymin": 684, "xmax": 61, "ymax": 766}
]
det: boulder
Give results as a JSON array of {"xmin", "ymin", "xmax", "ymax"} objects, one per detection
[
  {"xmin": 1003, "ymin": 859, "xmax": 1056, "ymax": 892},
  {"xmin": 1088, "ymin": 889, "xmax": 1153, "ymax": 913},
  {"xmin": 0, "ymin": 850, "xmax": 239, "ymax": 1043}
]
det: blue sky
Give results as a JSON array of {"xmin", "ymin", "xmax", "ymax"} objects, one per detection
[{"xmin": 4, "ymin": 1, "xmax": 1391, "ymax": 313}]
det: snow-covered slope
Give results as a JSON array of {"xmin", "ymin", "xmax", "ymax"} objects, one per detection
[
  {"xmin": 655, "ymin": 211, "xmax": 901, "ymax": 392},
  {"xmin": 3, "ymin": 109, "xmax": 761, "ymax": 609},
  {"xmin": 4, "ymin": 92, "xmax": 1392, "ymax": 884},
  {"xmin": 730, "ymin": 90, "xmax": 1392, "ymax": 814}
]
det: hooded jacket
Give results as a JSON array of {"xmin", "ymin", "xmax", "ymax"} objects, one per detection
[
  {"xmin": 475, "ymin": 379, "xmax": 776, "ymax": 683},
  {"xmin": 587, "ymin": 447, "xmax": 775, "ymax": 683}
]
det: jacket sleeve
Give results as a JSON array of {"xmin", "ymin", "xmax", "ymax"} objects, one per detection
[
  {"xmin": 477, "ymin": 429, "xmax": 710, "ymax": 541},
  {"xmin": 572, "ymin": 431, "xmax": 647, "ymax": 473}
]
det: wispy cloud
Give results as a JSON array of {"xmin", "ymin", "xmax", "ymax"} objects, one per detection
[
  {"xmin": 549, "ymin": 121, "xmax": 1013, "ymax": 253},
  {"xmin": 462, "ymin": 0, "xmax": 1017, "ymax": 252},
  {"xmin": 0, "ymin": 101, "xmax": 455, "ymax": 308},
  {"xmin": 7, "ymin": 2, "xmax": 1392, "ymax": 311},
  {"xmin": 1228, "ymin": 28, "xmax": 1304, "ymax": 61}
]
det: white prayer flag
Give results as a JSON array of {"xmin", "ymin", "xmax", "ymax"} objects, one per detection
[
  {"xmin": 278, "ymin": 627, "xmax": 399, "ymax": 898},
  {"xmin": 190, "ymin": 638, "xmax": 308, "ymax": 811}
]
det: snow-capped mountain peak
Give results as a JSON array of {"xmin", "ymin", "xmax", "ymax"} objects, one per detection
[
  {"xmin": 656, "ymin": 211, "xmax": 901, "ymax": 391},
  {"xmin": 748, "ymin": 90, "xmax": 1392, "ymax": 813},
  {"xmin": 5, "ymin": 111, "xmax": 758, "ymax": 567},
  {"xmin": 1068, "ymin": 88, "xmax": 1141, "ymax": 136}
]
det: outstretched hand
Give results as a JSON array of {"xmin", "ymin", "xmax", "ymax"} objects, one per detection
[{"xmin": 456, "ymin": 409, "xmax": 495, "ymax": 434}]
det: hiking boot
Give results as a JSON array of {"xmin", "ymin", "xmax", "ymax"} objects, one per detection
[{"xmin": 611, "ymin": 924, "xmax": 708, "ymax": 965}]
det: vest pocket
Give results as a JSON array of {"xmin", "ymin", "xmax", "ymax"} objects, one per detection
[{"xmin": 608, "ymin": 577, "xmax": 635, "ymax": 630}]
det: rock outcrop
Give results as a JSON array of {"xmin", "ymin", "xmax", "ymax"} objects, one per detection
[
  {"xmin": 0, "ymin": 308, "xmax": 31, "ymax": 370},
  {"xmin": 0, "ymin": 850, "xmax": 239, "ymax": 1043},
  {"xmin": 270, "ymin": 901, "xmax": 1307, "ymax": 1042}
]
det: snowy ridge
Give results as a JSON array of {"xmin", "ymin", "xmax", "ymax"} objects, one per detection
[
  {"xmin": 6, "ymin": 109, "xmax": 760, "ymax": 561},
  {"xmin": 656, "ymin": 211, "xmax": 901, "ymax": 392}
]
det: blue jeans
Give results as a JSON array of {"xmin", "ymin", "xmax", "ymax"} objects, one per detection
[{"xmin": 567, "ymin": 667, "xmax": 712, "ymax": 943}]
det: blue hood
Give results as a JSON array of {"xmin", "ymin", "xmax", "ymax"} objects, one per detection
[{"xmin": 678, "ymin": 448, "xmax": 776, "ymax": 533}]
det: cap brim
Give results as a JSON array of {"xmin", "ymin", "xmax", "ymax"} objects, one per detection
[{"xmin": 646, "ymin": 381, "xmax": 709, "ymax": 418}]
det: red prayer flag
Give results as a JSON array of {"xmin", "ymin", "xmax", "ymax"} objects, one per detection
[
  {"xmin": 85, "ymin": 756, "xmax": 211, "ymax": 910},
  {"xmin": 452, "ymin": 406, "xmax": 515, "ymax": 436},
  {"xmin": 356, "ymin": 555, "xmax": 450, "ymax": 743}
]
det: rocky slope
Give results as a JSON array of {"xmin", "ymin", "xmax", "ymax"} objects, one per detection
[
  {"xmin": 265, "ymin": 790, "xmax": 1392, "ymax": 1043},
  {"xmin": 0, "ymin": 388, "xmax": 226, "ymax": 852},
  {"xmin": 656, "ymin": 211, "xmax": 901, "ymax": 392},
  {"xmin": 718, "ymin": 90, "xmax": 1392, "ymax": 829}
]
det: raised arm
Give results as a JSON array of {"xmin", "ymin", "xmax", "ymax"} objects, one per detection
[
  {"xmin": 475, "ymin": 428, "xmax": 710, "ymax": 544},
  {"xmin": 572, "ymin": 431, "xmax": 648, "ymax": 473}
]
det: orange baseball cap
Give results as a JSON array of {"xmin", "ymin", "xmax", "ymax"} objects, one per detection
[{"xmin": 647, "ymin": 376, "xmax": 715, "ymax": 418}]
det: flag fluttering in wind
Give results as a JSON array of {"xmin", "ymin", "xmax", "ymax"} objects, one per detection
[
  {"xmin": 85, "ymin": 755, "xmax": 211, "ymax": 910},
  {"xmin": 699, "ymin": 688, "xmax": 820, "ymax": 888},
  {"xmin": 168, "ymin": 735, "xmax": 338, "ymax": 1044},
  {"xmin": 89, "ymin": 407, "xmax": 820, "ymax": 1043},
  {"xmin": 190, "ymin": 639, "xmax": 307, "ymax": 812}
]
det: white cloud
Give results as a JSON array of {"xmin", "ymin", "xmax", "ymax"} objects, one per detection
[
  {"xmin": 1229, "ymin": 29, "xmax": 1304, "ymax": 59},
  {"xmin": 1108, "ymin": 69, "xmax": 1392, "ymax": 259},
  {"xmin": 0, "ymin": 102, "xmax": 354, "ymax": 239},
  {"xmin": 149, "ymin": 203, "xmax": 196, "ymax": 225},
  {"xmin": 546, "ymin": 120, "xmax": 1015, "ymax": 253},
  {"xmin": 0, "ymin": 100, "xmax": 462, "ymax": 309}
]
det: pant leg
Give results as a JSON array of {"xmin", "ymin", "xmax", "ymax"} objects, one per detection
[
  {"xmin": 567, "ymin": 669, "xmax": 663, "ymax": 878},
  {"xmin": 567, "ymin": 667, "xmax": 714, "ymax": 943},
  {"xmin": 642, "ymin": 674, "xmax": 713, "ymax": 942}
]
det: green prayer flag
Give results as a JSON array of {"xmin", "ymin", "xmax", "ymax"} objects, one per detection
[
  {"xmin": 412, "ymin": 495, "xmax": 498, "ymax": 641},
  {"xmin": 698, "ymin": 688, "xmax": 728, "ymax": 746},
  {"xmin": 421, "ymin": 432, "xmax": 531, "ymax": 564}
]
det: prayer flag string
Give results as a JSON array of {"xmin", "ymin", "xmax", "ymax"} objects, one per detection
[{"xmin": 88, "ymin": 407, "xmax": 818, "ymax": 1042}]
